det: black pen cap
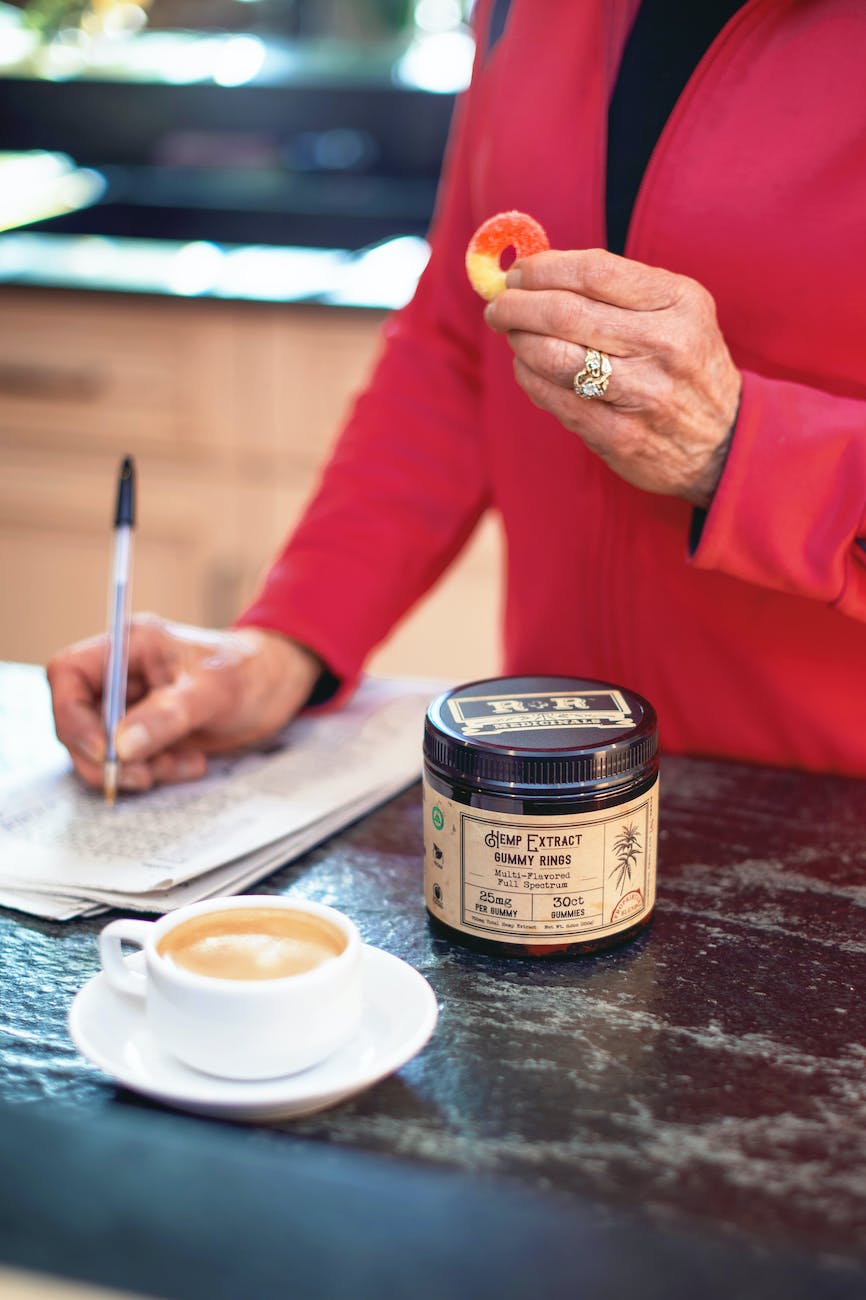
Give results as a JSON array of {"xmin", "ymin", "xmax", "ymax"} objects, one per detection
[{"xmin": 114, "ymin": 455, "xmax": 136, "ymax": 528}]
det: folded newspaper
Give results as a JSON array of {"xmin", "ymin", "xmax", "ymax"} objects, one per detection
[{"xmin": 0, "ymin": 662, "xmax": 444, "ymax": 921}]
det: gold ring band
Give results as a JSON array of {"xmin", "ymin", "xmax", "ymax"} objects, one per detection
[{"xmin": 573, "ymin": 349, "xmax": 612, "ymax": 400}]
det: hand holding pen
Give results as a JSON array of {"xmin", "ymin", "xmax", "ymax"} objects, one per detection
[
  {"xmin": 103, "ymin": 455, "xmax": 135, "ymax": 804},
  {"xmin": 46, "ymin": 456, "xmax": 324, "ymax": 795}
]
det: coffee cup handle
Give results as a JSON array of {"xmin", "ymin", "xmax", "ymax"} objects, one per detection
[{"xmin": 99, "ymin": 918, "xmax": 153, "ymax": 997}]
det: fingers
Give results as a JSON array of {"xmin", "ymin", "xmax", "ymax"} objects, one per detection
[
  {"xmin": 47, "ymin": 616, "xmax": 177, "ymax": 768},
  {"xmin": 112, "ymin": 627, "xmax": 319, "ymax": 765},
  {"xmin": 69, "ymin": 752, "xmax": 151, "ymax": 793},
  {"xmin": 512, "ymin": 357, "xmax": 682, "ymax": 485},
  {"xmin": 487, "ymin": 289, "xmax": 644, "ymax": 358},
  {"xmin": 484, "ymin": 250, "xmax": 696, "ymax": 362},
  {"xmin": 47, "ymin": 635, "xmax": 109, "ymax": 766},
  {"xmin": 149, "ymin": 748, "xmax": 209, "ymax": 784},
  {"xmin": 68, "ymin": 745, "xmax": 208, "ymax": 795},
  {"xmin": 508, "ymin": 248, "xmax": 681, "ymax": 311},
  {"xmin": 48, "ymin": 618, "xmax": 323, "ymax": 795},
  {"xmin": 510, "ymin": 344, "xmax": 740, "ymax": 508},
  {"xmin": 114, "ymin": 671, "xmax": 234, "ymax": 764},
  {"xmin": 47, "ymin": 616, "xmax": 220, "ymax": 784},
  {"xmin": 512, "ymin": 358, "xmax": 613, "ymax": 449},
  {"xmin": 484, "ymin": 251, "xmax": 729, "ymax": 424},
  {"xmin": 476, "ymin": 243, "xmax": 742, "ymax": 506},
  {"xmin": 502, "ymin": 330, "xmax": 629, "ymax": 400}
]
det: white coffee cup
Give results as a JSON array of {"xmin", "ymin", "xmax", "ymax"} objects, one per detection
[{"xmin": 98, "ymin": 895, "xmax": 363, "ymax": 1080}]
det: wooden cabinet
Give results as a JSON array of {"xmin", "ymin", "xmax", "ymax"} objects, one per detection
[{"xmin": 0, "ymin": 287, "xmax": 501, "ymax": 682}]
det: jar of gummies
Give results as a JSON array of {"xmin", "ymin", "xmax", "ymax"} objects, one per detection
[{"xmin": 423, "ymin": 675, "xmax": 659, "ymax": 958}]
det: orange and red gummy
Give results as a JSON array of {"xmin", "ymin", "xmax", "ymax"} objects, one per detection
[{"xmin": 465, "ymin": 210, "xmax": 550, "ymax": 301}]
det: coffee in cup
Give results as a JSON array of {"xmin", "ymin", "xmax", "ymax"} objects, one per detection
[
  {"xmin": 157, "ymin": 906, "xmax": 346, "ymax": 981},
  {"xmin": 97, "ymin": 896, "xmax": 362, "ymax": 1080}
]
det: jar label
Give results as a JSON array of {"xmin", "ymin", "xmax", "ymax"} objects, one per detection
[
  {"xmin": 423, "ymin": 777, "xmax": 658, "ymax": 946},
  {"xmin": 443, "ymin": 687, "xmax": 635, "ymax": 739}
]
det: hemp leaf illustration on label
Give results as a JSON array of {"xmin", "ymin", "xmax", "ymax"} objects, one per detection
[{"xmin": 610, "ymin": 822, "xmax": 642, "ymax": 894}]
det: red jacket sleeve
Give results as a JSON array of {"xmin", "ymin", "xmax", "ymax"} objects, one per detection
[
  {"xmin": 690, "ymin": 367, "xmax": 866, "ymax": 621},
  {"xmin": 235, "ymin": 13, "xmax": 496, "ymax": 687}
]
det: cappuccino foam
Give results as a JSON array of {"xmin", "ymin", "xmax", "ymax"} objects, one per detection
[{"xmin": 157, "ymin": 906, "xmax": 345, "ymax": 981}]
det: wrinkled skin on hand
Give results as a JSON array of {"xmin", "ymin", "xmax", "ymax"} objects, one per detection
[
  {"xmin": 47, "ymin": 615, "xmax": 322, "ymax": 793},
  {"xmin": 483, "ymin": 248, "xmax": 742, "ymax": 509}
]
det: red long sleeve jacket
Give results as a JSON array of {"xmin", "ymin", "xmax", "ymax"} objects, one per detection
[{"xmin": 238, "ymin": 0, "xmax": 866, "ymax": 776}]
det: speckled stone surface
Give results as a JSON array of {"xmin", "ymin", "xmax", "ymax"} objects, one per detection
[{"xmin": 3, "ymin": 755, "xmax": 866, "ymax": 1275}]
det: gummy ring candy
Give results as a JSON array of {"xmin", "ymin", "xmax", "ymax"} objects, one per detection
[{"xmin": 465, "ymin": 210, "xmax": 550, "ymax": 301}]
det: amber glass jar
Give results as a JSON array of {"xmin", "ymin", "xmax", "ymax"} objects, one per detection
[{"xmin": 422, "ymin": 675, "xmax": 659, "ymax": 958}]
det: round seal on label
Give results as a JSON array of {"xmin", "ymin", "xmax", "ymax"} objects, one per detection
[{"xmin": 610, "ymin": 889, "xmax": 644, "ymax": 924}]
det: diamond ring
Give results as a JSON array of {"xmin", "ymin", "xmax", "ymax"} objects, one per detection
[{"xmin": 573, "ymin": 349, "xmax": 612, "ymax": 400}]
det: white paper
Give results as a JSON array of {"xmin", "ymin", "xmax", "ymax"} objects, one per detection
[
  {"xmin": 0, "ymin": 665, "xmax": 446, "ymax": 920},
  {"xmin": 0, "ymin": 888, "xmax": 106, "ymax": 921}
]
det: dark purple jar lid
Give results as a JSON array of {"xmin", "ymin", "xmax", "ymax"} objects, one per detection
[{"xmin": 424, "ymin": 675, "xmax": 658, "ymax": 796}]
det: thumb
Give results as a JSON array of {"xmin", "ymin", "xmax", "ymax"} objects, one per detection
[{"xmin": 115, "ymin": 672, "xmax": 224, "ymax": 762}]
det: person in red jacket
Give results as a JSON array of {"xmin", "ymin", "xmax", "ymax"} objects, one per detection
[{"xmin": 48, "ymin": 0, "xmax": 866, "ymax": 787}]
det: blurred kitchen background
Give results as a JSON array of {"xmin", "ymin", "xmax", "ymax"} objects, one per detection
[{"xmin": 0, "ymin": 0, "xmax": 502, "ymax": 682}]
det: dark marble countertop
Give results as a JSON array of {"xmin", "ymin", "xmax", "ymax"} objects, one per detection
[{"xmin": 3, "ymin": 754, "xmax": 866, "ymax": 1297}]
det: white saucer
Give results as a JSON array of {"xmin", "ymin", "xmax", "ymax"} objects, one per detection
[{"xmin": 68, "ymin": 945, "xmax": 438, "ymax": 1121}]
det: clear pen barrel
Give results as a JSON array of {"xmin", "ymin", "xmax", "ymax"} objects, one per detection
[{"xmin": 103, "ymin": 524, "xmax": 133, "ymax": 765}]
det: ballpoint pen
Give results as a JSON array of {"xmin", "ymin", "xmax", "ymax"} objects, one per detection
[{"xmin": 103, "ymin": 455, "xmax": 136, "ymax": 805}]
